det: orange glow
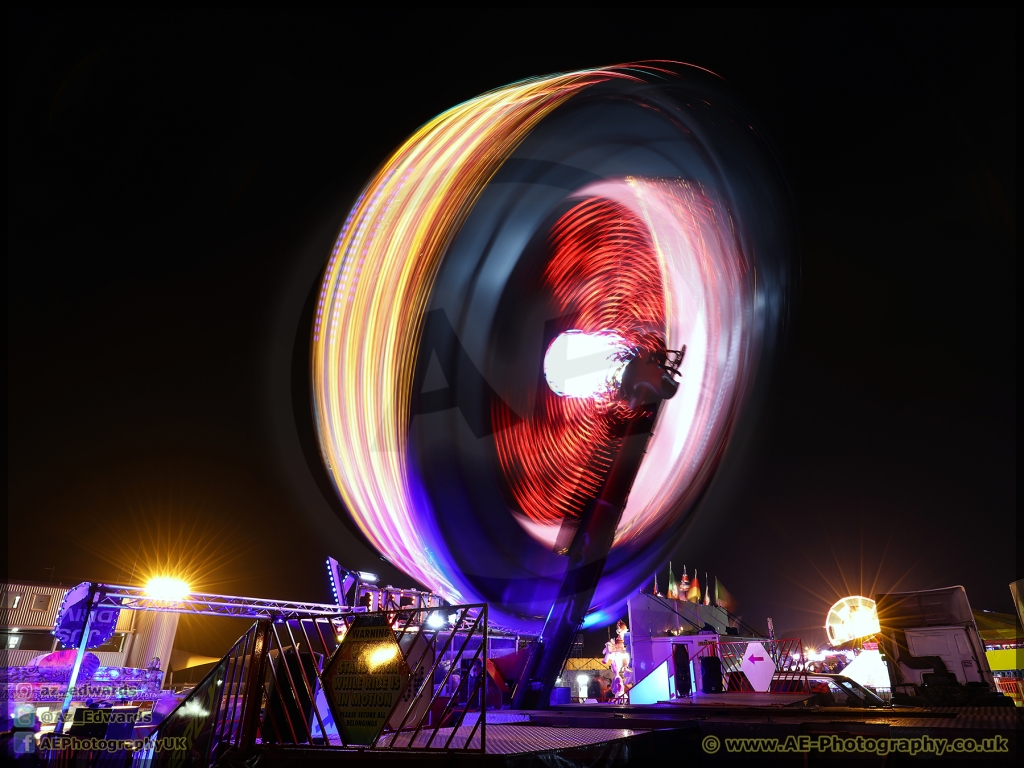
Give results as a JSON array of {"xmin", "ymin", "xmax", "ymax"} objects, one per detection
[
  {"xmin": 825, "ymin": 596, "xmax": 881, "ymax": 646},
  {"xmin": 144, "ymin": 575, "xmax": 191, "ymax": 602}
]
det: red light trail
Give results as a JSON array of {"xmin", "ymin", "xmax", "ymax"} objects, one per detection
[{"xmin": 493, "ymin": 197, "xmax": 667, "ymax": 526}]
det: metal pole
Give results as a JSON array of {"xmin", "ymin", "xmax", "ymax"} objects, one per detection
[
  {"xmin": 238, "ymin": 620, "xmax": 273, "ymax": 755},
  {"xmin": 56, "ymin": 583, "xmax": 98, "ymax": 732}
]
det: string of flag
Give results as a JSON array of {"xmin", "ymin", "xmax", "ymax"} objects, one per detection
[{"xmin": 654, "ymin": 562, "xmax": 734, "ymax": 612}]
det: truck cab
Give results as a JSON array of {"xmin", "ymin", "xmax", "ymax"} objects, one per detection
[{"xmin": 875, "ymin": 586, "xmax": 1012, "ymax": 706}]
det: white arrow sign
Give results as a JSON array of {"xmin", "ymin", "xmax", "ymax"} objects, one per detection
[{"xmin": 741, "ymin": 642, "xmax": 777, "ymax": 692}]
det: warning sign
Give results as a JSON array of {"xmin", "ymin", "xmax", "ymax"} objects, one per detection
[{"xmin": 323, "ymin": 614, "xmax": 410, "ymax": 745}]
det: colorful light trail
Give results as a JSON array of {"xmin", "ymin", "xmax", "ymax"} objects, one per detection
[
  {"xmin": 311, "ymin": 69, "xmax": 629, "ymax": 601},
  {"xmin": 311, "ymin": 64, "xmax": 786, "ymax": 628},
  {"xmin": 493, "ymin": 195, "xmax": 667, "ymax": 528}
]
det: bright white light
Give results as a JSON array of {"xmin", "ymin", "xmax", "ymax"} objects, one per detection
[
  {"xmin": 426, "ymin": 612, "xmax": 446, "ymax": 629},
  {"xmin": 144, "ymin": 576, "xmax": 190, "ymax": 602},
  {"xmin": 356, "ymin": 571, "xmax": 379, "ymax": 582},
  {"xmin": 841, "ymin": 649, "xmax": 890, "ymax": 688},
  {"xmin": 825, "ymin": 596, "xmax": 880, "ymax": 646},
  {"xmin": 544, "ymin": 330, "xmax": 630, "ymax": 399},
  {"xmin": 576, "ymin": 673, "xmax": 589, "ymax": 691},
  {"xmin": 447, "ymin": 613, "xmax": 459, "ymax": 624}
]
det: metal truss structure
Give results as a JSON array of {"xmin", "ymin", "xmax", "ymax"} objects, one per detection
[{"xmin": 91, "ymin": 583, "xmax": 363, "ymax": 620}]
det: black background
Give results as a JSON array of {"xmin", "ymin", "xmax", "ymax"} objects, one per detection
[{"xmin": 7, "ymin": 10, "xmax": 1015, "ymax": 656}]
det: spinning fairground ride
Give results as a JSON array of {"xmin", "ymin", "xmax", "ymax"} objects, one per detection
[{"xmin": 310, "ymin": 63, "xmax": 790, "ymax": 708}]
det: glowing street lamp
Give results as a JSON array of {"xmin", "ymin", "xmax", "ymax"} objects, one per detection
[{"xmin": 144, "ymin": 576, "xmax": 191, "ymax": 602}]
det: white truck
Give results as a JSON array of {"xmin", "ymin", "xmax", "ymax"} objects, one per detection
[{"xmin": 875, "ymin": 586, "xmax": 1012, "ymax": 706}]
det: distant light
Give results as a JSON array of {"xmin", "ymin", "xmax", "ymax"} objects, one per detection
[
  {"xmin": 544, "ymin": 330, "xmax": 630, "ymax": 399},
  {"xmin": 356, "ymin": 571, "xmax": 379, "ymax": 583},
  {"xmin": 426, "ymin": 612, "xmax": 446, "ymax": 629},
  {"xmin": 576, "ymin": 673, "xmax": 589, "ymax": 691},
  {"xmin": 11, "ymin": 628, "xmax": 18, "ymax": 633},
  {"xmin": 447, "ymin": 613, "xmax": 458, "ymax": 624},
  {"xmin": 144, "ymin": 576, "xmax": 190, "ymax": 602},
  {"xmin": 825, "ymin": 596, "xmax": 881, "ymax": 646}
]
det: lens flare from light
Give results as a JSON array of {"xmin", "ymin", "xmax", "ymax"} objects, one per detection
[
  {"xmin": 543, "ymin": 330, "xmax": 630, "ymax": 399},
  {"xmin": 144, "ymin": 576, "xmax": 190, "ymax": 602},
  {"xmin": 825, "ymin": 596, "xmax": 881, "ymax": 646}
]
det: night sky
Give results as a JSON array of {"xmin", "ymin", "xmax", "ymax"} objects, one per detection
[{"xmin": 7, "ymin": 10, "xmax": 1015, "ymax": 656}]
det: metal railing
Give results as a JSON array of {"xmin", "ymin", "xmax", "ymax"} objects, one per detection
[
  {"xmin": 36, "ymin": 604, "xmax": 491, "ymax": 766},
  {"xmin": 162, "ymin": 606, "xmax": 487, "ymax": 765},
  {"xmin": 715, "ymin": 638, "xmax": 808, "ymax": 692},
  {"xmin": 994, "ymin": 677, "xmax": 1024, "ymax": 706}
]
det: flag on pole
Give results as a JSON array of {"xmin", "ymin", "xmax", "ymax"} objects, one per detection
[
  {"xmin": 653, "ymin": 573, "xmax": 659, "ymax": 596},
  {"xmin": 680, "ymin": 565, "xmax": 690, "ymax": 596},
  {"xmin": 716, "ymin": 579, "xmax": 735, "ymax": 613},
  {"xmin": 686, "ymin": 571, "xmax": 701, "ymax": 603},
  {"xmin": 667, "ymin": 562, "xmax": 678, "ymax": 600},
  {"xmin": 703, "ymin": 572, "xmax": 711, "ymax": 605}
]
